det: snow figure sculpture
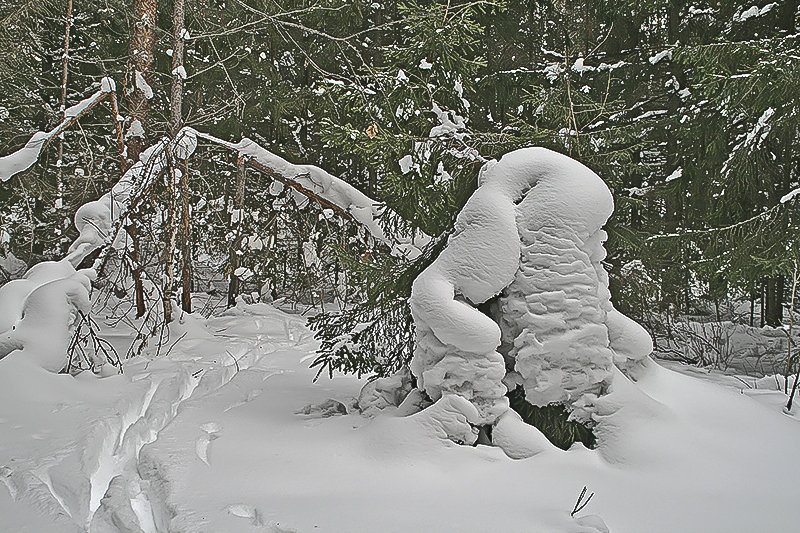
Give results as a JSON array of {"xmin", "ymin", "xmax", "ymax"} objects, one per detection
[{"xmin": 409, "ymin": 147, "xmax": 652, "ymax": 432}]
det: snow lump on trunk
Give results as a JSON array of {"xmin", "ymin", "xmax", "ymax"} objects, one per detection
[{"xmin": 409, "ymin": 147, "xmax": 652, "ymax": 436}]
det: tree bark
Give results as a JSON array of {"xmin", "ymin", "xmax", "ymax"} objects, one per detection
[
  {"xmin": 766, "ymin": 276, "xmax": 785, "ymax": 327},
  {"xmin": 127, "ymin": 0, "xmax": 157, "ymax": 317},
  {"xmin": 127, "ymin": 0, "xmax": 157, "ymax": 165},
  {"xmin": 126, "ymin": 223, "xmax": 146, "ymax": 318},
  {"xmin": 55, "ymin": 0, "xmax": 73, "ymax": 230},
  {"xmin": 170, "ymin": 0, "xmax": 192, "ymax": 313},
  {"xmin": 169, "ymin": 0, "xmax": 185, "ymax": 137}
]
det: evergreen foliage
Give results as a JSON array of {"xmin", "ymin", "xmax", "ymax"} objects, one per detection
[{"xmin": 507, "ymin": 386, "xmax": 597, "ymax": 450}]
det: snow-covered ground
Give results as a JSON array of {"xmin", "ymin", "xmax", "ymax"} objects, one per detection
[{"xmin": 2, "ymin": 301, "xmax": 800, "ymax": 532}]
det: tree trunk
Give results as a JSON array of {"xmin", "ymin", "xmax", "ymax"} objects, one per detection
[
  {"xmin": 170, "ymin": 0, "xmax": 192, "ymax": 313},
  {"xmin": 127, "ymin": 0, "xmax": 157, "ymax": 165},
  {"xmin": 169, "ymin": 0, "xmax": 185, "ymax": 136},
  {"xmin": 126, "ymin": 223, "xmax": 146, "ymax": 318},
  {"xmin": 55, "ymin": 0, "xmax": 73, "ymax": 235},
  {"xmin": 227, "ymin": 157, "xmax": 247, "ymax": 307},
  {"xmin": 163, "ymin": 166, "xmax": 178, "ymax": 324},
  {"xmin": 127, "ymin": 0, "xmax": 157, "ymax": 317},
  {"xmin": 179, "ymin": 161, "xmax": 192, "ymax": 313},
  {"xmin": 766, "ymin": 276, "xmax": 784, "ymax": 327}
]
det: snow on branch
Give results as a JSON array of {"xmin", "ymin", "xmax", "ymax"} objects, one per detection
[
  {"xmin": 184, "ymin": 128, "xmax": 432, "ymax": 260},
  {"xmin": 0, "ymin": 129, "xmax": 194, "ymax": 372},
  {"xmin": 0, "ymin": 77, "xmax": 116, "ymax": 182},
  {"xmin": 65, "ymin": 136, "xmax": 177, "ymax": 267}
]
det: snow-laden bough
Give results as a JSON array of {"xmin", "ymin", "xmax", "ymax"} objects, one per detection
[
  {"xmin": 409, "ymin": 147, "xmax": 652, "ymax": 444},
  {"xmin": 0, "ymin": 130, "xmax": 196, "ymax": 373}
]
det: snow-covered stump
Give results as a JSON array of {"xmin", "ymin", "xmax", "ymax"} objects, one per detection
[{"xmin": 409, "ymin": 147, "xmax": 652, "ymax": 445}]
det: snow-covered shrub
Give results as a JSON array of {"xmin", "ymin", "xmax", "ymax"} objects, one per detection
[
  {"xmin": 0, "ymin": 260, "xmax": 95, "ymax": 371},
  {"xmin": 655, "ymin": 318, "xmax": 795, "ymax": 374},
  {"xmin": 410, "ymin": 147, "xmax": 653, "ymax": 430}
]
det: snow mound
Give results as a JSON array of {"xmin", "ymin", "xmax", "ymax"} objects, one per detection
[
  {"xmin": 2, "ymin": 302, "xmax": 800, "ymax": 531},
  {"xmin": 410, "ymin": 147, "xmax": 652, "ymax": 429},
  {"xmin": 357, "ymin": 367, "xmax": 415, "ymax": 416},
  {"xmin": 0, "ymin": 135, "xmax": 184, "ymax": 372},
  {"xmin": 0, "ymin": 261, "xmax": 93, "ymax": 371}
]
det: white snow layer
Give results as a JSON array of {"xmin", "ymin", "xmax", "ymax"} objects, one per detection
[
  {"xmin": 0, "ymin": 77, "xmax": 116, "ymax": 182},
  {"xmin": 2, "ymin": 301, "xmax": 800, "ymax": 532},
  {"xmin": 410, "ymin": 148, "xmax": 652, "ymax": 428},
  {"xmin": 0, "ymin": 260, "xmax": 94, "ymax": 371},
  {"xmin": 134, "ymin": 70, "xmax": 154, "ymax": 100}
]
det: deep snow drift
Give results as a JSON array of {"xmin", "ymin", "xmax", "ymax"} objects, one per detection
[{"xmin": 1, "ymin": 301, "xmax": 799, "ymax": 532}]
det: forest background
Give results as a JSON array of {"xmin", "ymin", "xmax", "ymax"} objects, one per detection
[{"xmin": 1, "ymin": 0, "xmax": 798, "ymax": 378}]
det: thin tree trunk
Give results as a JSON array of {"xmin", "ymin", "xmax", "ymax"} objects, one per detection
[
  {"xmin": 163, "ymin": 165, "xmax": 178, "ymax": 324},
  {"xmin": 55, "ymin": 0, "xmax": 73, "ymax": 227},
  {"xmin": 169, "ymin": 0, "xmax": 185, "ymax": 136},
  {"xmin": 127, "ymin": 0, "xmax": 157, "ymax": 165},
  {"xmin": 127, "ymin": 0, "xmax": 157, "ymax": 316},
  {"xmin": 126, "ymin": 223, "xmax": 146, "ymax": 318},
  {"xmin": 108, "ymin": 92, "xmax": 127, "ymax": 174},
  {"xmin": 766, "ymin": 276, "xmax": 784, "ymax": 327},
  {"xmin": 179, "ymin": 161, "xmax": 192, "ymax": 313},
  {"xmin": 170, "ymin": 0, "xmax": 192, "ymax": 313},
  {"xmin": 227, "ymin": 157, "xmax": 247, "ymax": 307}
]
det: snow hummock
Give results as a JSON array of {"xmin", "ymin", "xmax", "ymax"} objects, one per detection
[
  {"xmin": 398, "ymin": 154, "xmax": 413, "ymax": 174},
  {"xmin": 410, "ymin": 148, "xmax": 652, "ymax": 431},
  {"xmin": 124, "ymin": 119, "xmax": 145, "ymax": 140},
  {"xmin": 734, "ymin": 3, "xmax": 776, "ymax": 22},
  {"xmin": 781, "ymin": 187, "xmax": 800, "ymax": 204},
  {"xmin": 649, "ymin": 49, "xmax": 673, "ymax": 65},
  {"xmin": 0, "ymin": 260, "xmax": 94, "ymax": 371},
  {"xmin": 665, "ymin": 167, "xmax": 683, "ymax": 182},
  {"xmin": 571, "ymin": 57, "xmax": 594, "ymax": 73},
  {"xmin": 172, "ymin": 65, "xmax": 188, "ymax": 80},
  {"xmin": 134, "ymin": 70, "xmax": 153, "ymax": 99}
]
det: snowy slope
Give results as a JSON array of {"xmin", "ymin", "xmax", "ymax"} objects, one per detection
[{"xmin": 2, "ymin": 302, "xmax": 799, "ymax": 532}]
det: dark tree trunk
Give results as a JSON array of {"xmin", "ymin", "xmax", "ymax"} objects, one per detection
[
  {"xmin": 127, "ymin": 0, "xmax": 157, "ymax": 316},
  {"xmin": 171, "ymin": 0, "xmax": 192, "ymax": 314},
  {"xmin": 766, "ymin": 276, "xmax": 784, "ymax": 327}
]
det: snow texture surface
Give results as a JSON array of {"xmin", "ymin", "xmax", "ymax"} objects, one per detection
[{"xmin": 0, "ymin": 260, "xmax": 94, "ymax": 371}]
